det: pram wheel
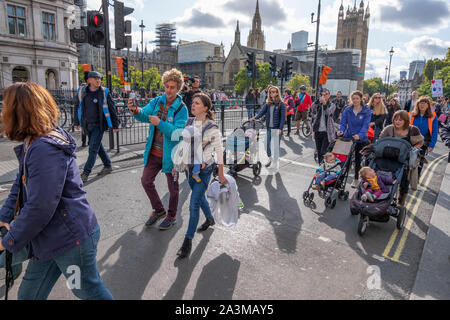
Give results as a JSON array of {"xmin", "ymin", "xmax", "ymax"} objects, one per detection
[
  {"xmin": 358, "ymin": 215, "xmax": 369, "ymax": 236},
  {"xmin": 252, "ymin": 161, "xmax": 262, "ymax": 177},
  {"xmin": 396, "ymin": 207, "xmax": 406, "ymax": 230},
  {"xmin": 338, "ymin": 190, "xmax": 349, "ymax": 201},
  {"xmin": 325, "ymin": 197, "xmax": 337, "ymax": 209}
]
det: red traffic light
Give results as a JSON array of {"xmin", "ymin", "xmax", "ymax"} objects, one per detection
[{"xmin": 93, "ymin": 14, "xmax": 103, "ymax": 26}]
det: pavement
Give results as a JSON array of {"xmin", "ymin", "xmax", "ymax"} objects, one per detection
[
  {"xmin": 410, "ymin": 162, "xmax": 450, "ymax": 300},
  {"xmin": 0, "ymin": 130, "xmax": 449, "ymax": 300}
]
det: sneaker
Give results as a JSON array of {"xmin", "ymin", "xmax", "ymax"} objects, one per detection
[
  {"xmin": 295, "ymin": 129, "xmax": 300, "ymax": 135},
  {"xmin": 145, "ymin": 210, "xmax": 166, "ymax": 227},
  {"xmin": 159, "ymin": 216, "xmax": 177, "ymax": 230},
  {"xmin": 365, "ymin": 192, "xmax": 374, "ymax": 202},
  {"xmin": 97, "ymin": 166, "xmax": 113, "ymax": 176},
  {"xmin": 197, "ymin": 217, "xmax": 215, "ymax": 232},
  {"xmin": 81, "ymin": 172, "xmax": 89, "ymax": 183},
  {"xmin": 265, "ymin": 159, "xmax": 272, "ymax": 168},
  {"xmin": 361, "ymin": 194, "xmax": 368, "ymax": 202},
  {"xmin": 351, "ymin": 180, "xmax": 359, "ymax": 188}
]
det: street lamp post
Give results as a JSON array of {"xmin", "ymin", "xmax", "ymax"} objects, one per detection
[
  {"xmin": 311, "ymin": 0, "xmax": 321, "ymax": 101},
  {"xmin": 384, "ymin": 65, "xmax": 388, "ymax": 95},
  {"xmin": 387, "ymin": 47, "xmax": 394, "ymax": 97},
  {"xmin": 139, "ymin": 20, "xmax": 145, "ymax": 89}
]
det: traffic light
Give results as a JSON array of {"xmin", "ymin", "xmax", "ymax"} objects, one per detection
[
  {"xmin": 87, "ymin": 11, "xmax": 105, "ymax": 46},
  {"xmin": 269, "ymin": 55, "xmax": 277, "ymax": 77},
  {"xmin": 70, "ymin": 26, "xmax": 88, "ymax": 43},
  {"xmin": 123, "ymin": 57, "xmax": 129, "ymax": 83},
  {"xmin": 279, "ymin": 61, "xmax": 285, "ymax": 79},
  {"xmin": 319, "ymin": 65, "xmax": 333, "ymax": 85},
  {"xmin": 284, "ymin": 60, "xmax": 293, "ymax": 81},
  {"xmin": 246, "ymin": 52, "xmax": 255, "ymax": 78},
  {"xmin": 114, "ymin": 0, "xmax": 134, "ymax": 50}
]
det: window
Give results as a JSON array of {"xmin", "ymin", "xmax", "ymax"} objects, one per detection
[
  {"xmin": 7, "ymin": 4, "xmax": 26, "ymax": 36},
  {"xmin": 42, "ymin": 12, "xmax": 56, "ymax": 40}
]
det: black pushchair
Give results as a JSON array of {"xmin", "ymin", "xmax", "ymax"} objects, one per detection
[
  {"xmin": 350, "ymin": 137, "xmax": 411, "ymax": 236},
  {"xmin": 214, "ymin": 119, "xmax": 264, "ymax": 178},
  {"xmin": 303, "ymin": 138, "xmax": 355, "ymax": 209}
]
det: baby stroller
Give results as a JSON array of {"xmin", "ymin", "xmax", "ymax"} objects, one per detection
[
  {"xmin": 350, "ymin": 137, "xmax": 411, "ymax": 236},
  {"xmin": 303, "ymin": 138, "xmax": 355, "ymax": 210},
  {"xmin": 214, "ymin": 119, "xmax": 264, "ymax": 178}
]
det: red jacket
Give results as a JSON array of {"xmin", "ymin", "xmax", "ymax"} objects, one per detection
[{"xmin": 297, "ymin": 93, "xmax": 312, "ymax": 112}]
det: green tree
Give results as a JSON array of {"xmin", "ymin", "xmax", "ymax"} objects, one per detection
[
  {"xmin": 233, "ymin": 62, "xmax": 277, "ymax": 94},
  {"xmin": 417, "ymin": 48, "xmax": 450, "ymax": 98},
  {"xmin": 286, "ymin": 74, "xmax": 311, "ymax": 92}
]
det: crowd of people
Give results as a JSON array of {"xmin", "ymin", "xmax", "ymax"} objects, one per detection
[{"xmin": 0, "ymin": 66, "xmax": 448, "ymax": 300}]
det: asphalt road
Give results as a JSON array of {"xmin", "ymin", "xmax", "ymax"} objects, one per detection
[{"xmin": 0, "ymin": 133, "xmax": 448, "ymax": 300}]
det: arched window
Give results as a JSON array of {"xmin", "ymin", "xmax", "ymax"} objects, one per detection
[
  {"xmin": 229, "ymin": 59, "xmax": 240, "ymax": 84},
  {"xmin": 351, "ymin": 38, "xmax": 355, "ymax": 48},
  {"xmin": 46, "ymin": 69, "xmax": 57, "ymax": 89},
  {"xmin": 12, "ymin": 66, "xmax": 29, "ymax": 82}
]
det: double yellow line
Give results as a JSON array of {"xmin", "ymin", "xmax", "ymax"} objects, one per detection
[{"xmin": 382, "ymin": 154, "xmax": 447, "ymax": 266}]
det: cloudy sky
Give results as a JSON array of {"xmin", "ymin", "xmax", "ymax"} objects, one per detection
[{"xmin": 85, "ymin": 0, "xmax": 450, "ymax": 81}]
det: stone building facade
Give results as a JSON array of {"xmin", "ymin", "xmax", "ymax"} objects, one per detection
[
  {"xmin": 0, "ymin": 0, "xmax": 79, "ymax": 89},
  {"xmin": 336, "ymin": 0, "xmax": 370, "ymax": 91}
]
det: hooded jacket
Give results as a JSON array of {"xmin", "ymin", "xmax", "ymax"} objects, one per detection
[
  {"xmin": 0, "ymin": 128, "xmax": 98, "ymax": 261},
  {"xmin": 133, "ymin": 93, "xmax": 188, "ymax": 173}
]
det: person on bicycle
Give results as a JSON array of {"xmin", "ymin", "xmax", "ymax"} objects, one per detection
[
  {"xmin": 74, "ymin": 71, "xmax": 120, "ymax": 183},
  {"xmin": 295, "ymin": 85, "xmax": 312, "ymax": 136}
]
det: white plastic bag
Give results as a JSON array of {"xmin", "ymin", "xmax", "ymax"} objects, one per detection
[{"xmin": 207, "ymin": 174, "xmax": 240, "ymax": 227}]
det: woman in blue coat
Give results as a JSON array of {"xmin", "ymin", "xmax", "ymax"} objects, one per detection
[
  {"xmin": 337, "ymin": 90, "xmax": 372, "ymax": 188},
  {"xmin": 0, "ymin": 82, "xmax": 112, "ymax": 300},
  {"xmin": 410, "ymin": 96, "xmax": 439, "ymax": 178},
  {"xmin": 250, "ymin": 86, "xmax": 286, "ymax": 168}
]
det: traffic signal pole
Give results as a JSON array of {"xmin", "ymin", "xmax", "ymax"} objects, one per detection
[{"xmin": 102, "ymin": 0, "xmax": 114, "ymax": 150}]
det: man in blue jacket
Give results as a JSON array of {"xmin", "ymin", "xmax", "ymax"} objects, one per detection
[
  {"xmin": 128, "ymin": 69, "xmax": 188, "ymax": 230},
  {"xmin": 74, "ymin": 72, "xmax": 120, "ymax": 183}
]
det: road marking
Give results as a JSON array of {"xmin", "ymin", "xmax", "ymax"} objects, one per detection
[
  {"xmin": 382, "ymin": 155, "xmax": 447, "ymax": 260},
  {"xmin": 381, "ymin": 154, "xmax": 446, "ymax": 262},
  {"xmin": 279, "ymin": 157, "xmax": 317, "ymax": 169},
  {"xmin": 392, "ymin": 156, "xmax": 447, "ymax": 261}
]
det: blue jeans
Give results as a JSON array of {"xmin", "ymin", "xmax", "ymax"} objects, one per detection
[
  {"xmin": 315, "ymin": 172, "xmax": 338, "ymax": 186},
  {"xmin": 247, "ymin": 108, "xmax": 255, "ymax": 120},
  {"xmin": 83, "ymin": 124, "xmax": 112, "ymax": 175},
  {"xmin": 185, "ymin": 166, "xmax": 214, "ymax": 240},
  {"xmin": 266, "ymin": 128, "xmax": 282, "ymax": 159},
  {"xmin": 17, "ymin": 224, "xmax": 113, "ymax": 300}
]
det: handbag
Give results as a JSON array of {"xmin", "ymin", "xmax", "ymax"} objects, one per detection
[{"xmin": 409, "ymin": 146, "xmax": 421, "ymax": 169}]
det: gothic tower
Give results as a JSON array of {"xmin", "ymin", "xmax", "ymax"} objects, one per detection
[
  {"xmin": 336, "ymin": 0, "xmax": 370, "ymax": 90},
  {"xmin": 247, "ymin": 0, "xmax": 265, "ymax": 50},
  {"xmin": 235, "ymin": 20, "xmax": 241, "ymax": 45}
]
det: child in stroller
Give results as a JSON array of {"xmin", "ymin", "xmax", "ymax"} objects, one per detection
[
  {"xmin": 303, "ymin": 138, "xmax": 354, "ymax": 210},
  {"xmin": 359, "ymin": 167, "xmax": 397, "ymax": 202},
  {"xmin": 216, "ymin": 119, "xmax": 264, "ymax": 178},
  {"xmin": 312, "ymin": 153, "xmax": 341, "ymax": 190},
  {"xmin": 350, "ymin": 137, "xmax": 411, "ymax": 236}
]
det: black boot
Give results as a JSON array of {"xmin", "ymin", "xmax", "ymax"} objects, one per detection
[
  {"xmin": 177, "ymin": 237, "xmax": 192, "ymax": 259},
  {"xmin": 197, "ymin": 217, "xmax": 215, "ymax": 232}
]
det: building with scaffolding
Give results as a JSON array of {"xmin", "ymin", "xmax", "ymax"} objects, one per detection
[{"xmin": 153, "ymin": 23, "xmax": 177, "ymax": 64}]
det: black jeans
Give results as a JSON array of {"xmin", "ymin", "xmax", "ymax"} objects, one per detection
[
  {"xmin": 286, "ymin": 114, "xmax": 293, "ymax": 135},
  {"xmin": 417, "ymin": 144, "xmax": 429, "ymax": 179},
  {"xmin": 315, "ymin": 131, "xmax": 329, "ymax": 164},
  {"xmin": 354, "ymin": 141, "xmax": 368, "ymax": 180}
]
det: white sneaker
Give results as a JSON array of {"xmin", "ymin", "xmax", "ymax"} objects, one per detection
[
  {"xmin": 361, "ymin": 194, "xmax": 368, "ymax": 202},
  {"xmin": 265, "ymin": 158, "xmax": 272, "ymax": 168},
  {"xmin": 351, "ymin": 180, "xmax": 359, "ymax": 188}
]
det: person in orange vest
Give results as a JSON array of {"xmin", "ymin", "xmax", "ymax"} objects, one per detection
[
  {"xmin": 409, "ymin": 96, "xmax": 438, "ymax": 179},
  {"xmin": 284, "ymin": 89, "xmax": 295, "ymax": 137}
]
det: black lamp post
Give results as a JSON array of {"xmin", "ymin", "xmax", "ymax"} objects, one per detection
[
  {"xmin": 139, "ymin": 20, "xmax": 145, "ymax": 88},
  {"xmin": 384, "ymin": 65, "xmax": 388, "ymax": 95},
  {"xmin": 311, "ymin": 0, "xmax": 321, "ymax": 101},
  {"xmin": 387, "ymin": 47, "xmax": 394, "ymax": 97}
]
